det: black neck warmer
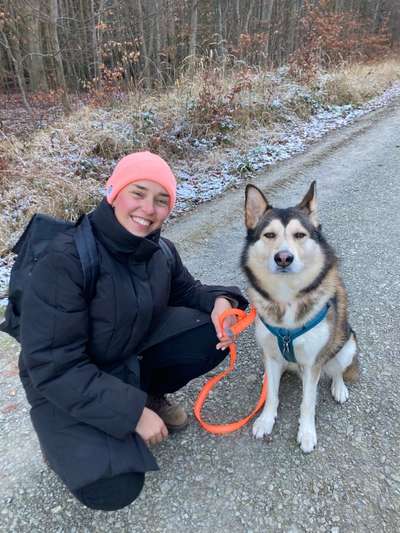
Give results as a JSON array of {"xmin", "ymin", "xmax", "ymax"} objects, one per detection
[{"xmin": 90, "ymin": 198, "xmax": 161, "ymax": 262}]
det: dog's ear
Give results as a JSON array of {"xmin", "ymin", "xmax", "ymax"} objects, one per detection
[
  {"xmin": 297, "ymin": 181, "xmax": 319, "ymax": 227},
  {"xmin": 245, "ymin": 184, "xmax": 270, "ymax": 229}
]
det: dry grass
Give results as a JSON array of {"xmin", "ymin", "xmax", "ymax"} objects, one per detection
[
  {"xmin": 318, "ymin": 57, "xmax": 400, "ymax": 106},
  {"xmin": 1, "ymin": 57, "xmax": 399, "ymax": 255}
]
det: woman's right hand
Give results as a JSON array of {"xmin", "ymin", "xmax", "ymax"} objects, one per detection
[{"xmin": 135, "ymin": 407, "xmax": 168, "ymax": 445}]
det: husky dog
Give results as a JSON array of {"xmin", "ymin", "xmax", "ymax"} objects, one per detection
[{"xmin": 241, "ymin": 182, "xmax": 358, "ymax": 453}]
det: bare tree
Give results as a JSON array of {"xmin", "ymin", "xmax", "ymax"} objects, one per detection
[
  {"xmin": 0, "ymin": 1, "xmax": 31, "ymax": 108},
  {"xmin": 388, "ymin": 0, "xmax": 400, "ymax": 45},
  {"xmin": 262, "ymin": 0, "xmax": 275, "ymax": 61},
  {"xmin": 48, "ymin": 0, "xmax": 70, "ymax": 110},
  {"xmin": 235, "ymin": 0, "xmax": 241, "ymax": 35},
  {"xmin": 90, "ymin": 0, "xmax": 104, "ymax": 84},
  {"xmin": 0, "ymin": 28, "xmax": 31, "ymax": 110},
  {"xmin": 23, "ymin": 0, "xmax": 48, "ymax": 91},
  {"xmin": 0, "ymin": 0, "xmax": 397, "ymax": 96},
  {"xmin": 137, "ymin": 0, "xmax": 151, "ymax": 88},
  {"xmin": 189, "ymin": 0, "xmax": 199, "ymax": 66},
  {"xmin": 244, "ymin": 0, "xmax": 256, "ymax": 34},
  {"xmin": 216, "ymin": 0, "xmax": 225, "ymax": 59}
]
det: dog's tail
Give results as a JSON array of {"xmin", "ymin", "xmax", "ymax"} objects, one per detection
[
  {"xmin": 343, "ymin": 356, "xmax": 359, "ymax": 383},
  {"xmin": 343, "ymin": 332, "xmax": 360, "ymax": 383}
]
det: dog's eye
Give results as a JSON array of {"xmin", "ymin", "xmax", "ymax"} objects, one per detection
[
  {"xmin": 264, "ymin": 232, "xmax": 276, "ymax": 239},
  {"xmin": 294, "ymin": 232, "xmax": 306, "ymax": 239}
]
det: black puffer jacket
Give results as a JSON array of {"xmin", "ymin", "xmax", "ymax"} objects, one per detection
[{"xmin": 19, "ymin": 199, "xmax": 247, "ymax": 491}]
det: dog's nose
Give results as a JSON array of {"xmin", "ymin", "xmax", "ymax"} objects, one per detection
[{"xmin": 274, "ymin": 251, "xmax": 294, "ymax": 267}]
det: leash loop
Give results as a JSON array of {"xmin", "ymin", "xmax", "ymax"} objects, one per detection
[{"xmin": 193, "ymin": 306, "xmax": 267, "ymax": 435}]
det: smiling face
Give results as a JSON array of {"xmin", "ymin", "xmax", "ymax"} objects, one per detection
[{"xmin": 112, "ymin": 179, "xmax": 171, "ymax": 237}]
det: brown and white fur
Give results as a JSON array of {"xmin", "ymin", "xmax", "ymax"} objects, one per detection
[{"xmin": 241, "ymin": 182, "xmax": 359, "ymax": 453}]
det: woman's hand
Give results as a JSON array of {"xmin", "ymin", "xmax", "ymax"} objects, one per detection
[
  {"xmin": 211, "ymin": 297, "xmax": 237, "ymax": 350},
  {"xmin": 135, "ymin": 407, "xmax": 168, "ymax": 445}
]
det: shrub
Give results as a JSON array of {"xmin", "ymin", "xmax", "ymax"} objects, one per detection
[{"xmin": 289, "ymin": 0, "xmax": 391, "ymax": 81}]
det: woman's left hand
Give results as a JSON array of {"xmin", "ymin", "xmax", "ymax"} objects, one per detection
[{"xmin": 211, "ymin": 297, "xmax": 237, "ymax": 350}]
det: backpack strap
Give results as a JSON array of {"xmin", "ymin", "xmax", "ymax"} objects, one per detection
[{"xmin": 74, "ymin": 215, "xmax": 99, "ymax": 301}]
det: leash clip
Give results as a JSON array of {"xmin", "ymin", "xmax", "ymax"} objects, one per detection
[{"xmin": 282, "ymin": 335, "xmax": 291, "ymax": 355}]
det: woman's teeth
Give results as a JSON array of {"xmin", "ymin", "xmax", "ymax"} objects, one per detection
[{"xmin": 132, "ymin": 216, "xmax": 151, "ymax": 227}]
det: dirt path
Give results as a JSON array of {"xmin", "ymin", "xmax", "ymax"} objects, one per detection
[{"xmin": 1, "ymin": 97, "xmax": 399, "ymax": 532}]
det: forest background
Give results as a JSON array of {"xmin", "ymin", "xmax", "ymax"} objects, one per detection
[{"xmin": 0, "ymin": 0, "xmax": 399, "ymax": 265}]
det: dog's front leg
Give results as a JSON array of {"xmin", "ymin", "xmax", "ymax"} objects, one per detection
[
  {"xmin": 253, "ymin": 355, "xmax": 284, "ymax": 439},
  {"xmin": 297, "ymin": 365, "xmax": 321, "ymax": 453}
]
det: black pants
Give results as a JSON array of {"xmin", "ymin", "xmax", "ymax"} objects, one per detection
[{"xmin": 72, "ymin": 322, "xmax": 225, "ymax": 511}]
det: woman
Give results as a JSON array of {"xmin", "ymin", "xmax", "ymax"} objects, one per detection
[{"xmin": 19, "ymin": 151, "xmax": 247, "ymax": 511}]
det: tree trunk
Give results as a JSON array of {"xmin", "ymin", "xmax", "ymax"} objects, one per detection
[
  {"xmin": 0, "ymin": 29, "xmax": 31, "ymax": 111},
  {"xmin": 165, "ymin": 0, "xmax": 176, "ymax": 77},
  {"xmin": 90, "ymin": 0, "xmax": 99, "ymax": 83},
  {"xmin": 23, "ymin": 0, "xmax": 48, "ymax": 91},
  {"xmin": 244, "ymin": 0, "xmax": 256, "ymax": 34},
  {"xmin": 263, "ymin": 0, "xmax": 275, "ymax": 62},
  {"xmin": 153, "ymin": 0, "xmax": 161, "ymax": 81},
  {"xmin": 235, "ymin": 0, "xmax": 241, "ymax": 36},
  {"xmin": 78, "ymin": 0, "xmax": 89, "ymax": 77},
  {"xmin": 48, "ymin": 0, "xmax": 71, "ymax": 111},
  {"xmin": 216, "ymin": 0, "xmax": 225, "ymax": 60},
  {"xmin": 0, "ymin": 46, "xmax": 8, "ymax": 91},
  {"xmin": 288, "ymin": 0, "xmax": 299, "ymax": 55},
  {"xmin": 335, "ymin": 0, "xmax": 345, "ymax": 13},
  {"xmin": 137, "ymin": 0, "xmax": 151, "ymax": 88},
  {"xmin": 389, "ymin": 0, "xmax": 400, "ymax": 45},
  {"xmin": 189, "ymin": 0, "xmax": 198, "ymax": 64}
]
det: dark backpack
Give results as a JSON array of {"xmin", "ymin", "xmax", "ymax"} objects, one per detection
[
  {"xmin": 0, "ymin": 213, "xmax": 174, "ymax": 342},
  {"xmin": 0, "ymin": 214, "xmax": 99, "ymax": 342}
]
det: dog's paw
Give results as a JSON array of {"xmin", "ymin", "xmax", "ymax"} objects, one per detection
[
  {"xmin": 331, "ymin": 379, "xmax": 349, "ymax": 403},
  {"xmin": 297, "ymin": 425, "xmax": 317, "ymax": 453},
  {"xmin": 252, "ymin": 414, "xmax": 275, "ymax": 439}
]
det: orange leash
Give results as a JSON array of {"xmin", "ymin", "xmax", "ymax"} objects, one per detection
[{"xmin": 193, "ymin": 306, "xmax": 267, "ymax": 434}]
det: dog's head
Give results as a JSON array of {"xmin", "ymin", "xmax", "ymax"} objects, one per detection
[{"xmin": 242, "ymin": 182, "xmax": 335, "ymax": 296}]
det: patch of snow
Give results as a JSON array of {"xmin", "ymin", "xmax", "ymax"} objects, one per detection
[{"xmin": 0, "ymin": 256, "xmax": 12, "ymax": 310}]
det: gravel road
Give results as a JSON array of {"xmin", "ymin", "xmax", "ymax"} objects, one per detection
[{"xmin": 1, "ymin": 97, "xmax": 399, "ymax": 532}]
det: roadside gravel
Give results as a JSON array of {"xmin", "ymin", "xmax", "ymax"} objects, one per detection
[{"xmin": 0, "ymin": 97, "xmax": 399, "ymax": 532}]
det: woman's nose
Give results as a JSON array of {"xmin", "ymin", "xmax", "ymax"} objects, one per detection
[{"xmin": 141, "ymin": 197, "xmax": 155, "ymax": 214}]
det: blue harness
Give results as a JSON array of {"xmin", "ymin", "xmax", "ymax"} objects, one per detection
[{"xmin": 259, "ymin": 303, "xmax": 330, "ymax": 363}]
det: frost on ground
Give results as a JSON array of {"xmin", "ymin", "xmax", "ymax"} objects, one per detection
[
  {"xmin": 0, "ymin": 256, "xmax": 12, "ymax": 311},
  {"xmin": 0, "ymin": 82, "xmax": 399, "ymax": 308},
  {"xmin": 172, "ymin": 82, "xmax": 400, "ymax": 216}
]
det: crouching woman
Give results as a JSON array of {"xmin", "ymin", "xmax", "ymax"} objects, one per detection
[{"xmin": 19, "ymin": 151, "xmax": 247, "ymax": 511}]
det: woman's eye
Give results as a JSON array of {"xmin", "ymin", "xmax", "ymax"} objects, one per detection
[
  {"xmin": 157, "ymin": 199, "xmax": 169, "ymax": 207},
  {"xmin": 294, "ymin": 232, "xmax": 306, "ymax": 239},
  {"xmin": 264, "ymin": 232, "xmax": 276, "ymax": 239}
]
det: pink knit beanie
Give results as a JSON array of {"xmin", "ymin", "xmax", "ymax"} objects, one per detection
[{"xmin": 106, "ymin": 151, "xmax": 177, "ymax": 211}]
